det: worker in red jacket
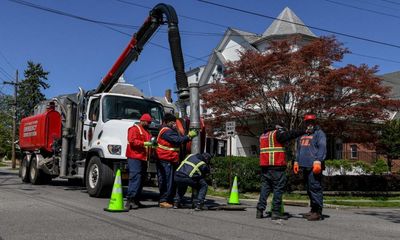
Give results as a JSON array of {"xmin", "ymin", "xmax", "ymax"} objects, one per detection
[
  {"xmin": 156, "ymin": 113, "xmax": 197, "ymax": 208},
  {"xmin": 125, "ymin": 113, "xmax": 153, "ymax": 210}
]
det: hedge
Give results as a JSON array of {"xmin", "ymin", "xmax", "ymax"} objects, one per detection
[
  {"xmin": 210, "ymin": 156, "xmax": 260, "ymax": 192},
  {"xmin": 210, "ymin": 156, "xmax": 400, "ymax": 193}
]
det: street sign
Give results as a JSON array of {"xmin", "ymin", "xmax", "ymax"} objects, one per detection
[{"xmin": 226, "ymin": 121, "xmax": 235, "ymax": 136}]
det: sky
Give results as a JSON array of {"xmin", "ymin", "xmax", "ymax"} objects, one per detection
[{"xmin": 1, "ymin": 0, "xmax": 400, "ymax": 101}]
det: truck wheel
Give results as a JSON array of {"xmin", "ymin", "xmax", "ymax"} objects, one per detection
[
  {"xmin": 29, "ymin": 156, "xmax": 41, "ymax": 185},
  {"xmin": 20, "ymin": 156, "xmax": 30, "ymax": 183},
  {"xmin": 85, "ymin": 156, "xmax": 113, "ymax": 197}
]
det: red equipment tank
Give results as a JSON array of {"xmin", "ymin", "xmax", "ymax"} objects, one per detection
[{"xmin": 19, "ymin": 109, "xmax": 62, "ymax": 153}]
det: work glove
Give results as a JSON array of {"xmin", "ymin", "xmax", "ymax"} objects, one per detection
[
  {"xmin": 293, "ymin": 162, "xmax": 299, "ymax": 174},
  {"xmin": 312, "ymin": 161, "xmax": 322, "ymax": 174},
  {"xmin": 188, "ymin": 130, "xmax": 198, "ymax": 138},
  {"xmin": 144, "ymin": 141, "xmax": 153, "ymax": 147}
]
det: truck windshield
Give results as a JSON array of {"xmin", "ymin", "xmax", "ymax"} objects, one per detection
[{"xmin": 102, "ymin": 95, "xmax": 163, "ymax": 123}]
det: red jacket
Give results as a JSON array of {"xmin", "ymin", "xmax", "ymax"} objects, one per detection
[
  {"xmin": 259, "ymin": 130, "xmax": 286, "ymax": 167},
  {"xmin": 126, "ymin": 124, "xmax": 151, "ymax": 161},
  {"xmin": 156, "ymin": 127, "xmax": 181, "ymax": 163}
]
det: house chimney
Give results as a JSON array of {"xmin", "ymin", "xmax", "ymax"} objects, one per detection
[{"xmin": 165, "ymin": 89, "xmax": 172, "ymax": 103}]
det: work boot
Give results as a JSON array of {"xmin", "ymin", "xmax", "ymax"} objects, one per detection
[
  {"xmin": 256, "ymin": 209, "xmax": 264, "ymax": 219},
  {"xmin": 194, "ymin": 203, "xmax": 207, "ymax": 211},
  {"xmin": 306, "ymin": 212, "xmax": 322, "ymax": 221},
  {"xmin": 159, "ymin": 202, "xmax": 173, "ymax": 208},
  {"xmin": 124, "ymin": 199, "xmax": 132, "ymax": 210},
  {"xmin": 173, "ymin": 202, "xmax": 182, "ymax": 209},
  {"xmin": 271, "ymin": 212, "xmax": 288, "ymax": 220},
  {"xmin": 130, "ymin": 201, "xmax": 139, "ymax": 210},
  {"xmin": 301, "ymin": 211, "xmax": 313, "ymax": 218}
]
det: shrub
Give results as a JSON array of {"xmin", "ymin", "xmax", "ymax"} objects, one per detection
[
  {"xmin": 372, "ymin": 159, "xmax": 389, "ymax": 175},
  {"xmin": 352, "ymin": 161, "xmax": 372, "ymax": 174},
  {"xmin": 210, "ymin": 156, "xmax": 260, "ymax": 192},
  {"xmin": 325, "ymin": 159, "xmax": 352, "ymax": 175}
]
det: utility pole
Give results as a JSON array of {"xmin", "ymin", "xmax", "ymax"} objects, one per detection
[{"xmin": 4, "ymin": 70, "xmax": 18, "ymax": 169}]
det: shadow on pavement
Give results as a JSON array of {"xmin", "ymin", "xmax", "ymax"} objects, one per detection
[{"xmin": 355, "ymin": 210, "xmax": 400, "ymax": 224}]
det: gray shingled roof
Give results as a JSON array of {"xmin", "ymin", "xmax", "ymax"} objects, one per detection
[
  {"xmin": 263, "ymin": 7, "xmax": 316, "ymax": 37},
  {"xmin": 380, "ymin": 71, "xmax": 400, "ymax": 99},
  {"xmin": 230, "ymin": 28, "xmax": 261, "ymax": 44}
]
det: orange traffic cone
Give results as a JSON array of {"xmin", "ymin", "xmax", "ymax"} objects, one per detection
[{"xmin": 104, "ymin": 169, "xmax": 128, "ymax": 212}]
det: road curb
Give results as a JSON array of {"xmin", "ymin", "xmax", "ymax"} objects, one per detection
[{"xmin": 0, "ymin": 167, "xmax": 19, "ymax": 175}]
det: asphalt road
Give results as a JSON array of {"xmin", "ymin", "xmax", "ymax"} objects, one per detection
[{"xmin": 0, "ymin": 169, "xmax": 399, "ymax": 240}]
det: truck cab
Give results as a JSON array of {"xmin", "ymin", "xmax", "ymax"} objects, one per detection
[{"xmin": 82, "ymin": 84, "xmax": 164, "ymax": 197}]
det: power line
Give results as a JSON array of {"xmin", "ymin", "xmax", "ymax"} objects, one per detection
[
  {"xmin": 7, "ymin": 0, "xmax": 400, "ymax": 87},
  {"xmin": 116, "ymin": 0, "xmax": 231, "ymax": 29},
  {"xmin": 322, "ymin": 0, "xmax": 400, "ymax": 20},
  {"xmin": 8, "ymin": 0, "xmax": 231, "ymax": 37},
  {"xmin": 8, "ymin": 0, "xmax": 208, "ymax": 64},
  {"xmin": 197, "ymin": 0, "xmax": 400, "ymax": 49},
  {"xmin": 351, "ymin": 52, "xmax": 400, "ymax": 64},
  {"xmin": 380, "ymin": 0, "xmax": 400, "ymax": 6},
  {"xmin": 354, "ymin": 0, "xmax": 400, "ymax": 11},
  {"xmin": 0, "ymin": 50, "xmax": 16, "ymax": 71},
  {"xmin": 8, "ymin": 0, "xmax": 139, "ymax": 29},
  {"xmin": 0, "ymin": 65, "xmax": 14, "ymax": 80}
]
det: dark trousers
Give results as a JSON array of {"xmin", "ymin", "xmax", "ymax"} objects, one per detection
[
  {"xmin": 174, "ymin": 175, "xmax": 208, "ymax": 205},
  {"xmin": 302, "ymin": 168, "xmax": 323, "ymax": 213},
  {"xmin": 156, "ymin": 160, "xmax": 176, "ymax": 203},
  {"xmin": 126, "ymin": 159, "xmax": 147, "ymax": 201},
  {"xmin": 256, "ymin": 168, "xmax": 286, "ymax": 213}
]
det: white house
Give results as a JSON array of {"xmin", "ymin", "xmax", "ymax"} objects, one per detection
[{"xmin": 185, "ymin": 7, "xmax": 317, "ymax": 157}]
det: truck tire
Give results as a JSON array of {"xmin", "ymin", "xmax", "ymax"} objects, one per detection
[
  {"xmin": 85, "ymin": 156, "xmax": 114, "ymax": 198},
  {"xmin": 20, "ymin": 156, "xmax": 30, "ymax": 183},
  {"xmin": 29, "ymin": 156, "xmax": 42, "ymax": 185}
]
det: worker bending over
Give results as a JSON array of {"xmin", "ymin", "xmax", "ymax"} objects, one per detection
[{"xmin": 173, "ymin": 153, "xmax": 212, "ymax": 211}]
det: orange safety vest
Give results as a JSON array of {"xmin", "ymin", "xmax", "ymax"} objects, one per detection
[
  {"xmin": 156, "ymin": 127, "xmax": 180, "ymax": 163},
  {"xmin": 259, "ymin": 130, "xmax": 286, "ymax": 166}
]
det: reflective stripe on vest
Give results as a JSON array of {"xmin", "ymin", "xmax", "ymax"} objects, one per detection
[
  {"xmin": 157, "ymin": 144, "xmax": 180, "ymax": 152},
  {"xmin": 177, "ymin": 154, "xmax": 206, "ymax": 177},
  {"xmin": 260, "ymin": 130, "xmax": 285, "ymax": 165},
  {"xmin": 134, "ymin": 124, "xmax": 143, "ymax": 135},
  {"xmin": 156, "ymin": 127, "xmax": 180, "ymax": 152}
]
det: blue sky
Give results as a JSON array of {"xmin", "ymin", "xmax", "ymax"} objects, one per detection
[{"xmin": 1, "ymin": 0, "xmax": 400, "ymax": 100}]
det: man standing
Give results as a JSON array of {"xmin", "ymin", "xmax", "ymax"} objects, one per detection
[
  {"xmin": 294, "ymin": 114, "xmax": 326, "ymax": 221},
  {"xmin": 173, "ymin": 153, "xmax": 212, "ymax": 211},
  {"xmin": 156, "ymin": 113, "xmax": 197, "ymax": 208},
  {"xmin": 125, "ymin": 113, "xmax": 153, "ymax": 210},
  {"xmin": 256, "ymin": 124, "xmax": 304, "ymax": 220}
]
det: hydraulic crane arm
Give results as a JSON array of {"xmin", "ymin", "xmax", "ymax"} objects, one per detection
[{"xmin": 94, "ymin": 3, "xmax": 189, "ymax": 100}]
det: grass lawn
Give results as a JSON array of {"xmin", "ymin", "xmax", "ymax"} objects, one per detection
[
  {"xmin": 205, "ymin": 189, "xmax": 400, "ymax": 207},
  {"xmin": 0, "ymin": 162, "xmax": 7, "ymax": 167}
]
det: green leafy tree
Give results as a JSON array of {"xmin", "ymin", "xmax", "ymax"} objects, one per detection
[
  {"xmin": 0, "ymin": 95, "xmax": 13, "ymax": 158},
  {"xmin": 17, "ymin": 61, "xmax": 50, "ymax": 119},
  {"xmin": 377, "ymin": 119, "xmax": 400, "ymax": 172}
]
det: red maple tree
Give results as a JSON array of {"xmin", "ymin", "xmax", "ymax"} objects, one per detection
[{"xmin": 202, "ymin": 36, "xmax": 400, "ymax": 141}]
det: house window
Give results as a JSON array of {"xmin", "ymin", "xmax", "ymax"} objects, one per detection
[{"xmin": 350, "ymin": 144, "xmax": 358, "ymax": 159}]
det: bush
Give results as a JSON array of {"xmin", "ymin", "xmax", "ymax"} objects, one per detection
[
  {"xmin": 210, "ymin": 156, "xmax": 260, "ymax": 192},
  {"xmin": 325, "ymin": 159, "xmax": 352, "ymax": 175},
  {"xmin": 209, "ymin": 156, "xmax": 398, "ymax": 192},
  {"xmin": 372, "ymin": 159, "xmax": 389, "ymax": 175},
  {"xmin": 353, "ymin": 161, "xmax": 372, "ymax": 174}
]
